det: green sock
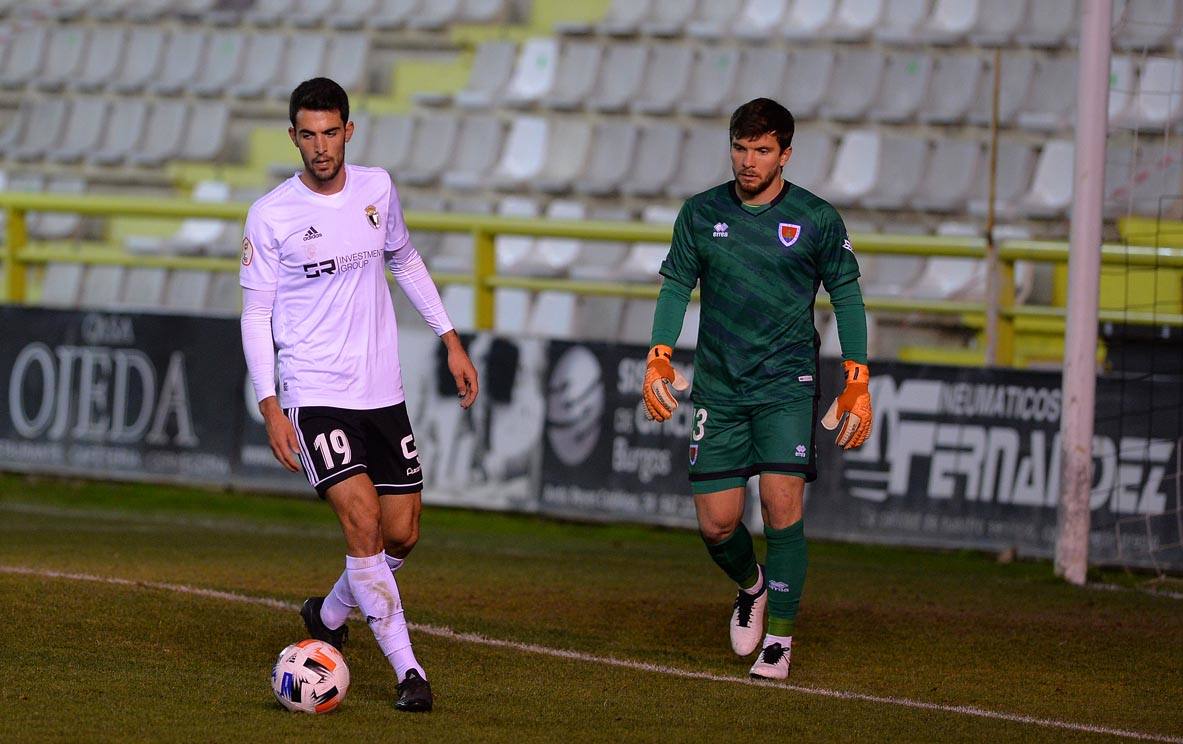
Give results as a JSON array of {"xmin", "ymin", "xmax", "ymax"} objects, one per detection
[
  {"xmin": 703, "ymin": 523, "xmax": 760, "ymax": 588},
  {"xmin": 764, "ymin": 519, "xmax": 807, "ymax": 636}
]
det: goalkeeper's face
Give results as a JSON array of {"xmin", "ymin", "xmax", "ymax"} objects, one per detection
[
  {"xmin": 289, "ymin": 108, "xmax": 354, "ymax": 186},
  {"xmin": 730, "ymin": 133, "xmax": 791, "ymax": 200}
]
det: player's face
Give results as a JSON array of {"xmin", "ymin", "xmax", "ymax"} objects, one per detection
[
  {"xmin": 289, "ymin": 108, "xmax": 354, "ymax": 190},
  {"xmin": 731, "ymin": 133, "xmax": 792, "ymax": 201}
]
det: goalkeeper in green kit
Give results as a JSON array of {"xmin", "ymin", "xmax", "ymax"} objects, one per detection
[{"xmin": 641, "ymin": 98, "xmax": 872, "ymax": 680}]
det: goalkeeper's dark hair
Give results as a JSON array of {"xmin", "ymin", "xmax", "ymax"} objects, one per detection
[
  {"xmin": 289, "ymin": 77, "xmax": 349, "ymax": 127},
  {"xmin": 729, "ymin": 98, "xmax": 795, "ymax": 150}
]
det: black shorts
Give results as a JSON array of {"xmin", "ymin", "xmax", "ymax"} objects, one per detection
[{"xmin": 285, "ymin": 403, "xmax": 423, "ymax": 498}]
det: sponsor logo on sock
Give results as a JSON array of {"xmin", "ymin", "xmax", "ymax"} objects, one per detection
[{"xmin": 768, "ymin": 580, "xmax": 791, "ymax": 592}]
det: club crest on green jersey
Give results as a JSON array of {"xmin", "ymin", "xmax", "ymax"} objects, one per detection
[
  {"xmin": 778, "ymin": 223, "xmax": 801, "ymax": 247},
  {"xmin": 689, "ymin": 444, "xmax": 699, "ymax": 465}
]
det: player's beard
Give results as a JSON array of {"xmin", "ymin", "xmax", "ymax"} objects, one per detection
[
  {"xmin": 304, "ymin": 152, "xmax": 343, "ymax": 184},
  {"xmin": 735, "ymin": 166, "xmax": 781, "ymax": 200}
]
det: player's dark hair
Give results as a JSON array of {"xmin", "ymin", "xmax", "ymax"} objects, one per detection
[
  {"xmin": 289, "ymin": 77, "xmax": 350, "ymax": 127},
  {"xmin": 729, "ymin": 98, "xmax": 795, "ymax": 150}
]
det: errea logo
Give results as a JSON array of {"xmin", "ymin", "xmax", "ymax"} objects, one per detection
[
  {"xmin": 303, "ymin": 226, "xmax": 323, "ymax": 242},
  {"xmin": 795, "ymin": 444, "xmax": 808, "ymax": 458},
  {"xmin": 712, "ymin": 222, "xmax": 728, "ymax": 238}
]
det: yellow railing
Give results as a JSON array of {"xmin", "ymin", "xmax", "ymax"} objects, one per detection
[{"xmin": 3, "ymin": 192, "xmax": 1183, "ymax": 367}]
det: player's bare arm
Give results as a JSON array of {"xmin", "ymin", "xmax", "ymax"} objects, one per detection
[
  {"xmin": 258, "ymin": 395, "xmax": 301, "ymax": 472},
  {"xmin": 442, "ymin": 330, "xmax": 479, "ymax": 408}
]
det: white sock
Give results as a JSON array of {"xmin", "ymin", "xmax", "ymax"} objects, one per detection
[
  {"xmin": 345, "ymin": 551, "xmax": 425, "ymax": 680},
  {"xmin": 321, "ymin": 555, "xmax": 405, "ymax": 629},
  {"xmin": 742, "ymin": 565, "xmax": 764, "ymax": 595},
  {"xmin": 320, "ymin": 571, "xmax": 356, "ymax": 630},
  {"xmin": 762, "ymin": 633, "xmax": 793, "ymax": 649}
]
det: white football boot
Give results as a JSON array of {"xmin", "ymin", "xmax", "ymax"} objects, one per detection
[
  {"xmin": 729, "ymin": 568, "xmax": 767, "ymax": 656},
  {"xmin": 749, "ymin": 639, "xmax": 792, "ymax": 680}
]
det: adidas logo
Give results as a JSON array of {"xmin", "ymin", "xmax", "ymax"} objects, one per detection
[
  {"xmin": 303, "ymin": 226, "xmax": 323, "ymax": 241},
  {"xmin": 712, "ymin": 222, "xmax": 729, "ymax": 238}
]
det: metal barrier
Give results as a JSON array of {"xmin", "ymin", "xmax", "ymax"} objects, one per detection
[{"xmin": 3, "ymin": 192, "xmax": 1182, "ymax": 367}]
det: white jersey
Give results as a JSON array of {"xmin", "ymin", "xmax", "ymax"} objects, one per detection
[{"xmin": 241, "ymin": 164, "xmax": 420, "ymax": 410}]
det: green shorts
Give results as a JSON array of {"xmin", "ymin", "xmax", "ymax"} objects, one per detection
[{"xmin": 687, "ymin": 397, "xmax": 819, "ymax": 494}]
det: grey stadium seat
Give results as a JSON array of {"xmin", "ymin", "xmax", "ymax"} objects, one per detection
[
  {"xmin": 189, "ymin": 30, "xmax": 247, "ymax": 97},
  {"xmin": 641, "ymin": 0, "xmax": 699, "ymax": 37},
  {"xmin": 330, "ymin": 0, "xmax": 381, "ymax": 30},
  {"xmin": 0, "ymin": 23, "xmax": 47, "ymax": 90},
  {"xmin": 686, "ymin": 0, "xmax": 743, "ymax": 39},
  {"xmin": 400, "ymin": 113, "xmax": 461, "ymax": 186},
  {"xmin": 968, "ymin": 53, "xmax": 1034, "ymax": 126},
  {"xmin": 80, "ymin": 266, "xmax": 126, "ymax": 309},
  {"xmin": 861, "ymin": 134, "xmax": 930, "ymax": 210},
  {"xmin": 631, "ymin": 44, "xmax": 694, "ymax": 115},
  {"xmin": 408, "ymin": 0, "xmax": 462, "ymax": 31},
  {"xmin": 48, "ymin": 97, "xmax": 109, "ymax": 164},
  {"xmin": 129, "ymin": 100, "xmax": 189, "ymax": 168},
  {"xmin": 732, "ymin": 0, "xmax": 793, "ymax": 41},
  {"xmin": 1015, "ymin": 55, "xmax": 1077, "ymax": 132},
  {"xmin": 726, "ymin": 47, "xmax": 790, "ymax": 113},
  {"xmin": 370, "ymin": 0, "xmax": 418, "ymax": 31},
  {"xmin": 819, "ymin": 49, "xmax": 886, "ymax": 122},
  {"xmin": 1113, "ymin": 0, "xmax": 1180, "ymax": 51},
  {"xmin": 920, "ymin": 51, "xmax": 985, "ymax": 124},
  {"xmin": 971, "ymin": 0, "xmax": 1028, "ymax": 46},
  {"xmin": 31, "ymin": 177, "xmax": 85, "ymax": 240},
  {"xmin": 868, "ymin": 51, "xmax": 934, "ymax": 123},
  {"xmin": 784, "ymin": 128, "xmax": 835, "ymax": 194},
  {"xmin": 462, "ymin": 0, "xmax": 506, "ymax": 23},
  {"xmin": 245, "ymin": 0, "xmax": 295, "ymax": 27},
  {"xmin": 680, "ymin": 47, "xmax": 741, "ymax": 117},
  {"xmin": 268, "ymin": 33, "xmax": 327, "ymax": 100},
  {"xmin": 910, "ymin": 138, "xmax": 984, "ymax": 213},
  {"xmin": 205, "ymin": 273, "xmax": 242, "ymax": 317},
  {"xmin": 118, "ymin": 268, "xmax": 168, "ymax": 311},
  {"xmin": 441, "ymin": 40, "xmax": 516, "ymax": 109},
  {"xmin": 588, "ymin": 43, "xmax": 648, "ymax": 113},
  {"xmin": 1014, "ymin": 0, "xmax": 1077, "ymax": 47},
  {"xmin": 111, "ymin": 27, "xmax": 165, "ymax": 94},
  {"xmin": 0, "ymin": 98, "xmax": 32, "ymax": 158},
  {"xmin": 542, "ymin": 41, "xmax": 603, "ymax": 111},
  {"xmin": 326, "ymin": 34, "xmax": 368, "ymax": 92},
  {"xmin": 621, "ymin": 123, "xmax": 683, "ymax": 198},
  {"xmin": 34, "ymin": 25, "xmax": 88, "ymax": 93},
  {"xmin": 11, "ymin": 97, "xmax": 68, "ymax": 162},
  {"xmin": 967, "ymin": 138, "xmax": 1037, "ymax": 219},
  {"xmin": 163, "ymin": 270, "xmax": 212, "ymax": 314},
  {"xmin": 89, "ymin": 98, "xmax": 149, "ymax": 166},
  {"xmin": 291, "ymin": 0, "xmax": 335, "ymax": 27},
  {"xmin": 666, "ymin": 124, "xmax": 730, "ymax": 199},
  {"xmin": 589, "ymin": 0, "xmax": 652, "ymax": 36},
  {"xmin": 439, "ymin": 115, "xmax": 506, "ymax": 191},
  {"xmin": 150, "ymin": 28, "xmax": 207, "ymax": 97},
  {"xmin": 364, "ymin": 115, "xmax": 416, "ymax": 174},
  {"xmin": 575, "ymin": 121, "xmax": 640, "ymax": 197},
  {"xmin": 231, "ymin": 32, "xmax": 287, "ymax": 99},
  {"xmin": 180, "ymin": 101, "xmax": 229, "ymax": 161},
  {"xmin": 874, "ymin": 0, "xmax": 931, "ymax": 43},
  {"xmin": 782, "ymin": 48, "xmax": 836, "ymax": 119},
  {"xmin": 39, "ymin": 262, "xmax": 85, "ymax": 308},
  {"xmin": 536, "ymin": 118, "xmax": 594, "ymax": 194},
  {"xmin": 72, "ymin": 25, "xmax": 126, "ymax": 93}
]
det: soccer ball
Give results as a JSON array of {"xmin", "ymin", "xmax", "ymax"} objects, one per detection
[{"xmin": 271, "ymin": 639, "xmax": 350, "ymax": 714}]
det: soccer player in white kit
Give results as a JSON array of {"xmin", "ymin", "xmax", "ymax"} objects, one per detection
[{"xmin": 239, "ymin": 78, "xmax": 478, "ymax": 712}]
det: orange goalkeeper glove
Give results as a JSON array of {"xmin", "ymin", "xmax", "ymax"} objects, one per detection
[
  {"xmin": 821, "ymin": 360, "xmax": 872, "ymax": 449},
  {"xmin": 642, "ymin": 345, "xmax": 689, "ymax": 422}
]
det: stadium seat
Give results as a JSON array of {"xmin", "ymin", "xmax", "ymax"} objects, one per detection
[
  {"xmin": 189, "ymin": 30, "xmax": 247, "ymax": 97},
  {"xmin": 494, "ymin": 288, "xmax": 533, "ymax": 335},
  {"xmin": 494, "ymin": 196, "xmax": 541, "ymax": 276},
  {"xmin": 969, "ymin": 0, "xmax": 1027, "ymax": 45},
  {"xmin": 567, "ymin": 206, "xmax": 633, "ymax": 281},
  {"xmin": 680, "ymin": 47, "xmax": 741, "ymax": 117},
  {"xmin": 163, "ymin": 270, "xmax": 213, "ymax": 314},
  {"xmin": 1016, "ymin": 56, "xmax": 1077, "ymax": 131},
  {"xmin": 371, "ymin": 0, "xmax": 419, "ymax": 30},
  {"xmin": 34, "ymin": 25, "xmax": 89, "ymax": 93},
  {"xmin": 1129, "ymin": 57, "xmax": 1183, "ymax": 130},
  {"xmin": 0, "ymin": 23, "xmax": 46, "ymax": 90},
  {"xmin": 820, "ymin": 49, "xmax": 885, "ymax": 121},
  {"xmin": 503, "ymin": 37, "xmax": 560, "ymax": 109},
  {"xmin": 533, "ymin": 200, "xmax": 585, "ymax": 276},
  {"xmin": 33, "ymin": 0, "xmax": 88, "ymax": 20},
  {"xmin": 784, "ymin": 128, "xmax": 835, "ymax": 194},
  {"xmin": 441, "ymin": 285, "xmax": 475, "ymax": 331},
  {"xmin": 325, "ymin": 34, "xmax": 369, "ymax": 93},
  {"xmin": 542, "ymin": 41, "xmax": 603, "ymax": 111},
  {"xmin": 828, "ymin": 0, "xmax": 885, "ymax": 41},
  {"xmin": 117, "ymin": 268, "xmax": 168, "ymax": 311},
  {"xmin": 921, "ymin": 51, "xmax": 985, "ymax": 124},
  {"xmin": 536, "ymin": 119, "xmax": 594, "ymax": 193},
  {"xmin": 726, "ymin": 47, "xmax": 790, "ymax": 112},
  {"xmin": 47, "ymin": 97, "xmax": 109, "ymax": 165},
  {"xmin": 1019, "ymin": 139, "xmax": 1074, "ymax": 217},
  {"xmin": 911, "ymin": 138, "xmax": 983, "ymax": 212},
  {"xmin": 439, "ymin": 115, "xmax": 505, "ymax": 190},
  {"xmin": 39, "ymin": 262, "xmax": 84, "ymax": 308},
  {"xmin": 968, "ymin": 54, "xmax": 1034, "ymax": 126},
  {"xmin": 666, "ymin": 124, "xmax": 730, "ymax": 199},
  {"xmin": 782, "ymin": 0, "xmax": 838, "ymax": 40},
  {"xmin": 862, "ymin": 135, "xmax": 930, "ymax": 210},
  {"xmin": 291, "ymin": 0, "xmax": 335, "ymax": 27},
  {"xmin": 364, "ymin": 114, "xmax": 415, "ymax": 174},
  {"xmin": 868, "ymin": 51, "xmax": 935, "ymax": 123},
  {"xmin": 621, "ymin": 123, "xmax": 683, "ymax": 198},
  {"xmin": 1015, "ymin": 0, "xmax": 1077, "ymax": 47},
  {"xmin": 589, "ymin": 43, "xmax": 648, "ymax": 113},
  {"xmin": 675, "ymin": 300, "xmax": 700, "ymax": 349},
  {"xmin": 731, "ymin": 0, "xmax": 792, "ymax": 40},
  {"xmin": 150, "ymin": 28, "xmax": 206, "ymax": 97},
  {"xmin": 641, "ymin": 0, "xmax": 699, "ymax": 36},
  {"xmin": 0, "ymin": 100, "xmax": 29, "ymax": 158},
  {"xmin": 11, "ymin": 97, "xmax": 67, "ymax": 162},
  {"xmin": 631, "ymin": 44, "xmax": 694, "ymax": 115},
  {"xmin": 231, "ymin": 32, "xmax": 287, "ymax": 99},
  {"xmin": 907, "ymin": 258, "xmax": 981, "ymax": 299},
  {"xmin": 589, "ymin": 0, "xmax": 653, "ymax": 36},
  {"xmin": 181, "ymin": 102, "xmax": 230, "ymax": 162},
  {"xmin": 400, "ymin": 112, "xmax": 461, "ymax": 186},
  {"xmin": 686, "ymin": 0, "xmax": 743, "ymax": 39},
  {"xmin": 619, "ymin": 299, "xmax": 659, "ymax": 345},
  {"xmin": 129, "ymin": 100, "xmax": 189, "ymax": 168},
  {"xmin": 89, "ymin": 98, "xmax": 149, "ymax": 167},
  {"xmin": 245, "ymin": 0, "xmax": 293, "ymax": 26},
  {"xmin": 204, "ymin": 272, "xmax": 241, "ymax": 316},
  {"xmin": 168, "ymin": 180, "xmax": 234, "ymax": 255},
  {"xmin": 445, "ymin": 40, "xmax": 516, "ymax": 109},
  {"xmin": 428, "ymin": 197, "xmax": 493, "ymax": 274},
  {"xmin": 402, "ymin": 192, "xmax": 445, "ymax": 260},
  {"xmin": 330, "ymin": 0, "xmax": 381, "ymax": 30},
  {"xmin": 491, "ymin": 116, "xmax": 549, "ymax": 190},
  {"xmin": 1108, "ymin": 56, "xmax": 1137, "ymax": 125},
  {"xmin": 967, "ymin": 138, "xmax": 1037, "ymax": 219},
  {"xmin": 71, "ymin": 25, "xmax": 125, "ymax": 93},
  {"xmin": 575, "ymin": 120, "xmax": 640, "ymax": 196},
  {"xmin": 463, "ymin": 0, "xmax": 508, "ymax": 23},
  {"xmin": 80, "ymin": 265, "xmax": 126, "ymax": 309},
  {"xmin": 269, "ymin": 33, "xmax": 329, "ymax": 100},
  {"xmin": 111, "ymin": 26, "xmax": 165, "ymax": 94},
  {"xmin": 821, "ymin": 129, "xmax": 880, "ymax": 206},
  {"xmin": 526, "ymin": 291, "xmax": 578, "ymax": 339},
  {"xmin": 918, "ymin": 0, "xmax": 979, "ymax": 44},
  {"xmin": 572, "ymin": 294, "xmax": 628, "ymax": 341},
  {"xmin": 87, "ymin": 0, "xmax": 135, "ymax": 21},
  {"xmin": 1113, "ymin": 0, "xmax": 1180, "ymax": 50},
  {"xmin": 858, "ymin": 254, "xmax": 926, "ymax": 297},
  {"xmin": 784, "ymin": 48, "xmax": 838, "ymax": 119},
  {"xmin": 874, "ymin": 0, "xmax": 930, "ymax": 42},
  {"xmin": 31, "ymin": 177, "xmax": 84, "ymax": 241},
  {"xmin": 408, "ymin": 0, "xmax": 462, "ymax": 30}
]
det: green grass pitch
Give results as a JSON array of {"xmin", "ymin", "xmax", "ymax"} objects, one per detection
[{"xmin": 1, "ymin": 473, "xmax": 1180, "ymax": 743}]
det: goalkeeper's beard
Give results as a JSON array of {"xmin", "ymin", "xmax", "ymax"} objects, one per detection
[{"xmin": 735, "ymin": 166, "xmax": 782, "ymax": 200}]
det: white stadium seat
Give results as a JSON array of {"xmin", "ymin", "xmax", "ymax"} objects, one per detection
[
  {"xmin": 81, "ymin": 266, "xmax": 127, "ymax": 309},
  {"xmin": 874, "ymin": 0, "xmax": 931, "ymax": 43},
  {"xmin": 291, "ymin": 0, "xmax": 335, "ymax": 28},
  {"xmin": 829, "ymin": 0, "xmax": 885, "ymax": 41},
  {"xmin": 918, "ymin": 0, "xmax": 979, "ymax": 45},
  {"xmin": 1108, "ymin": 55, "xmax": 1138, "ymax": 125},
  {"xmin": 821, "ymin": 129, "xmax": 881, "ymax": 206},
  {"xmin": 1020, "ymin": 139, "xmax": 1075, "ymax": 217},
  {"xmin": 163, "ymin": 270, "xmax": 213, "ymax": 314},
  {"xmin": 462, "ymin": 0, "xmax": 507, "ymax": 23},
  {"xmin": 504, "ymin": 37, "xmax": 560, "ymax": 108},
  {"xmin": 686, "ymin": 0, "xmax": 743, "ymax": 39},
  {"xmin": 492, "ymin": 116, "xmax": 550, "ymax": 190},
  {"xmin": 783, "ymin": 0, "xmax": 837, "ymax": 40},
  {"xmin": 1129, "ymin": 57, "xmax": 1183, "ymax": 130},
  {"xmin": 535, "ymin": 118, "xmax": 594, "ymax": 194},
  {"xmin": 732, "ymin": 0, "xmax": 792, "ymax": 41}
]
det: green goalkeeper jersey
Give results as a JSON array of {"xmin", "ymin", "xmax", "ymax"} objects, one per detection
[{"xmin": 659, "ymin": 180, "xmax": 861, "ymax": 406}]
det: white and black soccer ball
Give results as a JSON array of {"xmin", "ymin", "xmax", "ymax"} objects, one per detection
[{"xmin": 271, "ymin": 639, "xmax": 350, "ymax": 714}]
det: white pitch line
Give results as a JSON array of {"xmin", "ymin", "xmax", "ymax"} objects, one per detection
[{"xmin": 2, "ymin": 565, "xmax": 1179, "ymax": 743}]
